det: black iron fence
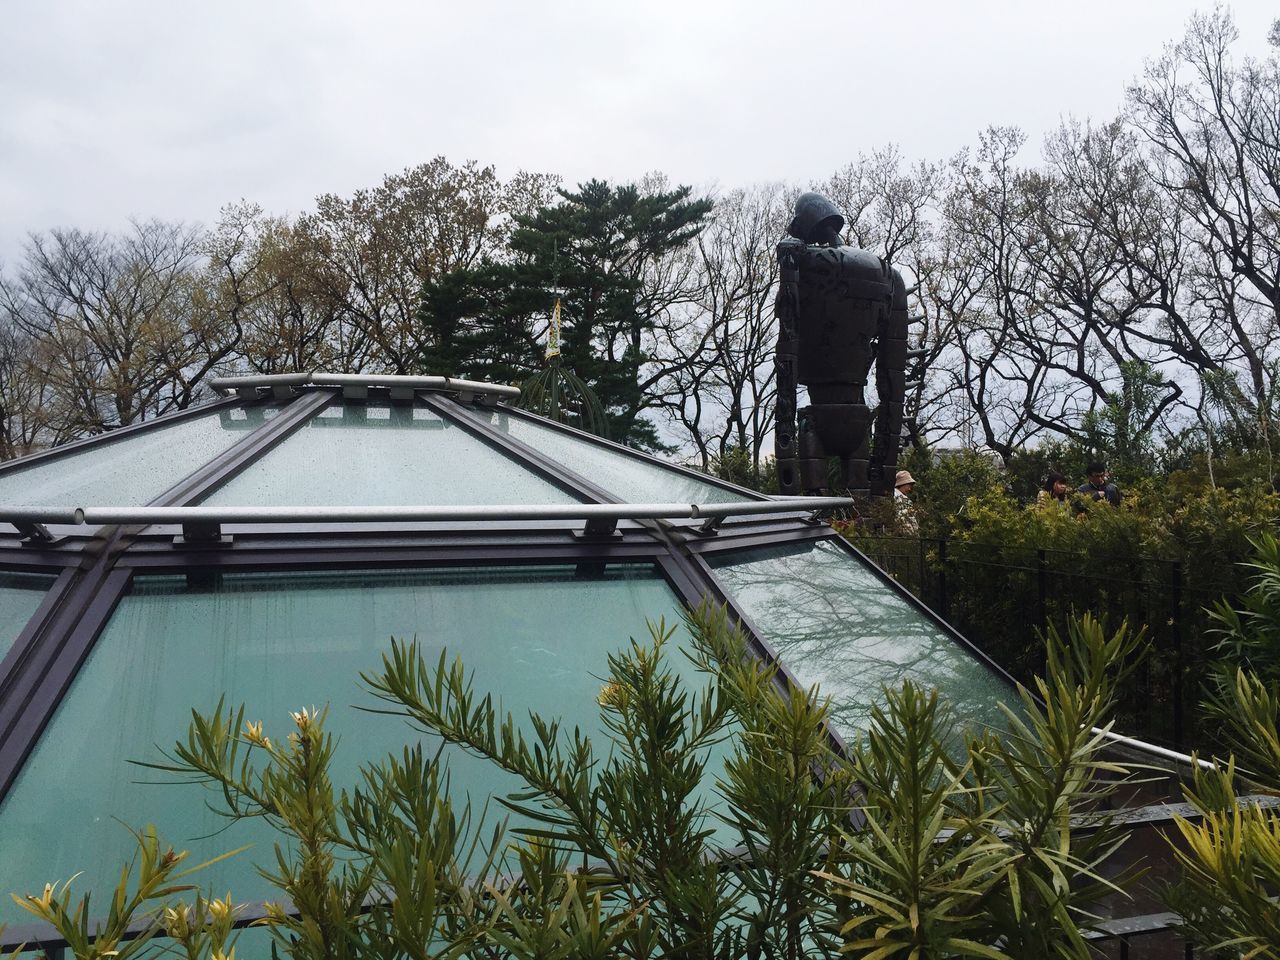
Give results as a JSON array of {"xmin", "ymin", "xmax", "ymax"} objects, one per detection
[{"xmin": 850, "ymin": 534, "xmax": 1237, "ymax": 750}]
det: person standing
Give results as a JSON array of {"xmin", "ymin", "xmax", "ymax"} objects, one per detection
[
  {"xmin": 1078, "ymin": 462, "xmax": 1121, "ymax": 506},
  {"xmin": 894, "ymin": 470, "xmax": 919, "ymax": 534},
  {"xmin": 1038, "ymin": 470, "xmax": 1070, "ymax": 507}
]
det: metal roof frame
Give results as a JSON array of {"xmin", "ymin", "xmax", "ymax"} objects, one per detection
[{"xmin": 0, "ymin": 380, "xmax": 1209, "ymax": 952}]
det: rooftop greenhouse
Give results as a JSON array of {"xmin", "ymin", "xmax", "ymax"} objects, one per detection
[{"xmin": 0, "ymin": 372, "xmax": 1192, "ymax": 952}]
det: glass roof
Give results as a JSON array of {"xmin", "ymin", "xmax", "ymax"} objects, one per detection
[
  {"xmin": 708, "ymin": 538, "xmax": 1015, "ymax": 739},
  {"xmin": 495, "ymin": 411, "xmax": 751, "ymax": 504},
  {"xmin": 0, "ymin": 571, "xmax": 56, "ymax": 659},
  {"xmin": 202, "ymin": 401, "xmax": 583, "ymax": 507},
  {"xmin": 0, "ymin": 563, "xmax": 719, "ymax": 919},
  {"xmin": 0, "ymin": 404, "xmax": 277, "ymax": 508},
  {"xmin": 0, "ymin": 393, "xmax": 753, "ymax": 512}
]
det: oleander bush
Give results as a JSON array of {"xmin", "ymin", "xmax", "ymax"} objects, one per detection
[
  {"xmin": 1163, "ymin": 535, "xmax": 1280, "ymax": 958},
  {"xmin": 9, "ymin": 606, "xmax": 1143, "ymax": 960}
]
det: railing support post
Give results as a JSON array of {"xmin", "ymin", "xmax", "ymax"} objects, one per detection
[
  {"xmin": 1172, "ymin": 559, "xmax": 1184, "ymax": 748},
  {"xmin": 938, "ymin": 537, "xmax": 949, "ymax": 620}
]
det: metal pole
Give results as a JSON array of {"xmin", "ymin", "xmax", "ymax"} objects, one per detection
[
  {"xmin": 1037, "ymin": 549, "xmax": 1049, "ymax": 675},
  {"xmin": 0, "ymin": 497, "xmax": 855, "ymax": 530},
  {"xmin": 917, "ymin": 535, "xmax": 927, "ymax": 600},
  {"xmin": 1172, "ymin": 560, "xmax": 1184, "ymax": 747},
  {"xmin": 938, "ymin": 537, "xmax": 949, "ymax": 620}
]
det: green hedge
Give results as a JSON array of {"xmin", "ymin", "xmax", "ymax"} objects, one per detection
[{"xmin": 846, "ymin": 473, "xmax": 1280, "ymax": 747}]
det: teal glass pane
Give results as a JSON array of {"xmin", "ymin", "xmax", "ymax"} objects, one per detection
[
  {"xmin": 0, "ymin": 404, "xmax": 278, "ymax": 508},
  {"xmin": 0, "ymin": 564, "xmax": 706, "ymax": 920},
  {"xmin": 496, "ymin": 412, "xmax": 749, "ymax": 504},
  {"xmin": 708, "ymin": 539, "xmax": 1014, "ymax": 740},
  {"xmin": 0, "ymin": 571, "xmax": 55, "ymax": 659},
  {"xmin": 204, "ymin": 402, "xmax": 582, "ymax": 506}
]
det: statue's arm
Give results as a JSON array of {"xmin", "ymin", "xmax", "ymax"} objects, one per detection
[
  {"xmin": 869, "ymin": 265, "xmax": 909, "ymax": 496},
  {"xmin": 774, "ymin": 239, "xmax": 803, "ymax": 495}
]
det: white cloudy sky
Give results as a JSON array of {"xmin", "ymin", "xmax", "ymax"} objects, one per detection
[{"xmin": 1, "ymin": 0, "xmax": 1275, "ymax": 265}]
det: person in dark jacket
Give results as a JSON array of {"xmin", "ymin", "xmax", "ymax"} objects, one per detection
[{"xmin": 1078, "ymin": 462, "xmax": 1121, "ymax": 506}]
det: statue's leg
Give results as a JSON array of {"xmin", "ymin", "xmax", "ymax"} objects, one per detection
[
  {"xmin": 841, "ymin": 433, "xmax": 870, "ymax": 495},
  {"xmin": 775, "ymin": 352, "xmax": 800, "ymax": 495},
  {"xmin": 797, "ymin": 408, "xmax": 828, "ymax": 495}
]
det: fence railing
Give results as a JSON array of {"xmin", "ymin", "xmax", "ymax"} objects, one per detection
[{"xmin": 850, "ymin": 534, "xmax": 1236, "ymax": 749}]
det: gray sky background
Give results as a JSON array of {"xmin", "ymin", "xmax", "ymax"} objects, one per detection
[{"xmin": 1, "ymin": 0, "xmax": 1276, "ymax": 266}]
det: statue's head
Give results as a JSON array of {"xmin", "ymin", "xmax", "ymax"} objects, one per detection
[{"xmin": 787, "ymin": 192, "xmax": 845, "ymax": 245}]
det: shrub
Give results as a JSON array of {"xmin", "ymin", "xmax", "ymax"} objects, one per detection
[{"xmin": 10, "ymin": 608, "xmax": 1144, "ymax": 960}]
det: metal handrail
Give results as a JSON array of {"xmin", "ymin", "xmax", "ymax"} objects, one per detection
[
  {"xmin": 0, "ymin": 497, "xmax": 852, "ymax": 528},
  {"xmin": 207, "ymin": 371, "xmax": 522, "ymax": 400}
]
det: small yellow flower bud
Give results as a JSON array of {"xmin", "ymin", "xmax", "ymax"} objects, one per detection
[
  {"xmin": 162, "ymin": 905, "xmax": 192, "ymax": 939},
  {"xmin": 597, "ymin": 681, "xmax": 628, "ymax": 709},
  {"xmin": 243, "ymin": 720, "xmax": 267, "ymax": 746},
  {"xmin": 27, "ymin": 882, "xmax": 56, "ymax": 913},
  {"xmin": 207, "ymin": 894, "xmax": 233, "ymax": 925}
]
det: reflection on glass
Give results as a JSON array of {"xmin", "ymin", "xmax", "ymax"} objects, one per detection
[
  {"xmin": 0, "ymin": 564, "xmax": 706, "ymax": 921},
  {"xmin": 493, "ymin": 411, "xmax": 749, "ymax": 504},
  {"xmin": 709, "ymin": 539, "xmax": 1014, "ymax": 740},
  {"xmin": 0, "ymin": 404, "xmax": 277, "ymax": 507},
  {"xmin": 204, "ymin": 402, "xmax": 582, "ymax": 506},
  {"xmin": 0, "ymin": 571, "xmax": 56, "ymax": 659}
]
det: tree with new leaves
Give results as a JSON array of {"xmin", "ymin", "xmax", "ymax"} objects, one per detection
[{"xmin": 300, "ymin": 158, "xmax": 557, "ymax": 375}]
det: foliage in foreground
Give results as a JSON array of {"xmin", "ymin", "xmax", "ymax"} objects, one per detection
[
  {"xmin": 10, "ymin": 608, "xmax": 1142, "ymax": 959},
  {"xmin": 1165, "ymin": 534, "xmax": 1280, "ymax": 957}
]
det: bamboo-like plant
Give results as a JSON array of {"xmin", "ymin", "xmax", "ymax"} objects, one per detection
[
  {"xmin": 824, "ymin": 614, "xmax": 1143, "ymax": 960},
  {"xmin": 1165, "ymin": 533, "xmax": 1280, "ymax": 957},
  {"xmin": 11, "ymin": 604, "xmax": 1150, "ymax": 959}
]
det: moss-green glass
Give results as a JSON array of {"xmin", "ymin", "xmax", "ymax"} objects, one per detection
[
  {"xmin": 708, "ymin": 538, "xmax": 1014, "ymax": 740},
  {"xmin": 0, "ymin": 571, "xmax": 55, "ymax": 659},
  {"xmin": 203, "ymin": 402, "xmax": 582, "ymax": 506},
  {"xmin": 494, "ymin": 412, "xmax": 749, "ymax": 504},
  {"xmin": 0, "ymin": 405, "xmax": 277, "ymax": 508},
  {"xmin": 0, "ymin": 564, "xmax": 698, "ymax": 920}
]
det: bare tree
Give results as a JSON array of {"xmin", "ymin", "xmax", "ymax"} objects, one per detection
[
  {"xmin": 1128, "ymin": 8, "xmax": 1280, "ymax": 426},
  {"xmin": 655, "ymin": 183, "xmax": 788, "ymax": 469},
  {"xmin": 0, "ymin": 220, "xmax": 216, "ymax": 433},
  {"xmin": 0, "ymin": 315, "xmax": 63, "ymax": 459}
]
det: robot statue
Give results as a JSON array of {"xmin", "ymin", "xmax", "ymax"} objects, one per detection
[{"xmin": 774, "ymin": 192, "xmax": 915, "ymax": 498}]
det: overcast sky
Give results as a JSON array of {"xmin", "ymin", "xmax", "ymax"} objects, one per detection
[{"xmin": 1, "ymin": 0, "xmax": 1275, "ymax": 266}]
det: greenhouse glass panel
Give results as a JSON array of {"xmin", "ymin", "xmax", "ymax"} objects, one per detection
[
  {"xmin": 0, "ymin": 405, "xmax": 278, "ymax": 508},
  {"xmin": 708, "ymin": 539, "xmax": 1014, "ymax": 740},
  {"xmin": 203, "ymin": 402, "xmax": 582, "ymax": 506},
  {"xmin": 0, "ymin": 564, "xmax": 708, "ymax": 920},
  {"xmin": 0, "ymin": 571, "xmax": 56, "ymax": 659},
  {"xmin": 496, "ymin": 412, "xmax": 749, "ymax": 504}
]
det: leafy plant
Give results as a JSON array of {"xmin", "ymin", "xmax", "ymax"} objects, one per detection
[
  {"xmin": 825, "ymin": 614, "xmax": 1142, "ymax": 960},
  {"xmin": 11, "ymin": 605, "xmax": 1150, "ymax": 960},
  {"xmin": 1165, "ymin": 534, "xmax": 1280, "ymax": 957},
  {"xmin": 10, "ymin": 826, "xmax": 243, "ymax": 960}
]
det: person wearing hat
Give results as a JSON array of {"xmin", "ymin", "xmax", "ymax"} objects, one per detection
[{"xmin": 894, "ymin": 470, "xmax": 918, "ymax": 534}]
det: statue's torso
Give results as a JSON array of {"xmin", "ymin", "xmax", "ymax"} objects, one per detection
[{"xmin": 793, "ymin": 244, "xmax": 891, "ymax": 390}]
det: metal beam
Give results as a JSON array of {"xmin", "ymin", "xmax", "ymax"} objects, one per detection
[
  {"xmin": 207, "ymin": 371, "xmax": 522, "ymax": 401},
  {"xmin": 148, "ymin": 389, "xmax": 333, "ymax": 509},
  {"xmin": 0, "ymin": 560, "xmax": 131, "ymax": 803}
]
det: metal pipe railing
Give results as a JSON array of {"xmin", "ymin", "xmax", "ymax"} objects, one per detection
[
  {"xmin": 207, "ymin": 371, "xmax": 522, "ymax": 400},
  {"xmin": 0, "ymin": 497, "xmax": 852, "ymax": 528}
]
